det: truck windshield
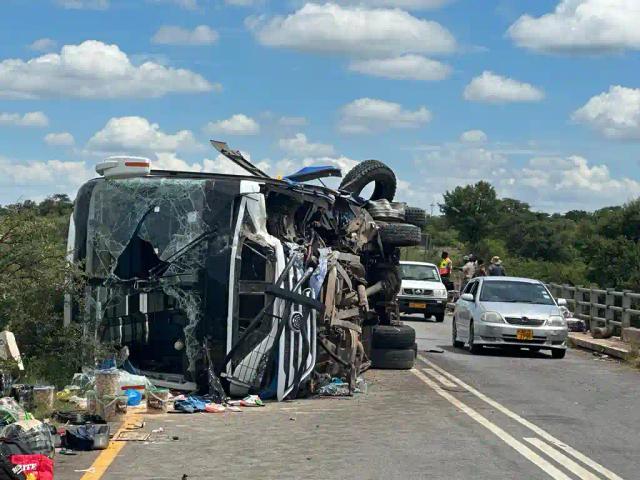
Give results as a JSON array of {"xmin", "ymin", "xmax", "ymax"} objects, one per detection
[
  {"xmin": 479, "ymin": 281, "xmax": 555, "ymax": 305},
  {"xmin": 400, "ymin": 264, "xmax": 440, "ymax": 281}
]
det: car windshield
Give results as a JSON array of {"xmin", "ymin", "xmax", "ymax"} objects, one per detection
[
  {"xmin": 479, "ymin": 281, "xmax": 555, "ymax": 305},
  {"xmin": 400, "ymin": 264, "xmax": 440, "ymax": 281}
]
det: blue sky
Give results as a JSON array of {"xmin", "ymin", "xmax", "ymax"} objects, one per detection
[{"xmin": 1, "ymin": 0, "xmax": 639, "ymax": 212}]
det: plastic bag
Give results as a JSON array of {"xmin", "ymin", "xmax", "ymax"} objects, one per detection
[
  {"xmin": 317, "ymin": 378, "xmax": 350, "ymax": 396},
  {"xmin": 0, "ymin": 398, "xmax": 29, "ymax": 427},
  {"xmin": 0, "ymin": 420, "xmax": 54, "ymax": 458},
  {"xmin": 9, "ymin": 454, "xmax": 53, "ymax": 480}
]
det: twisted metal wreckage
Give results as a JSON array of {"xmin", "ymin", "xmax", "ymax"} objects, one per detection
[{"xmin": 65, "ymin": 141, "xmax": 426, "ymax": 401}]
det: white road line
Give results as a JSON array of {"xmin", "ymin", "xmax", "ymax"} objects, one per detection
[
  {"xmin": 417, "ymin": 354, "xmax": 625, "ymax": 480},
  {"xmin": 422, "ymin": 368, "xmax": 458, "ymax": 388},
  {"xmin": 411, "ymin": 368, "xmax": 573, "ymax": 480},
  {"xmin": 525, "ymin": 438, "xmax": 602, "ymax": 480}
]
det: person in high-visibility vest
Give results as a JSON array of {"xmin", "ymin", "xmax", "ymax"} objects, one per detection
[{"xmin": 438, "ymin": 251, "xmax": 453, "ymax": 290}]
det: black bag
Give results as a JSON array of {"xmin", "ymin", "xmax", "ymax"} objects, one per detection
[
  {"xmin": 63, "ymin": 424, "xmax": 109, "ymax": 451},
  {"xmin": 0, "ymin": 456, "xmax": 24, "ymax": 480}
]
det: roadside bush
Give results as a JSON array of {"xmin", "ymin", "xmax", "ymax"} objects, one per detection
[{"xmin": 0, "ymin": 199, "xmax": 105, "ymax": 388}]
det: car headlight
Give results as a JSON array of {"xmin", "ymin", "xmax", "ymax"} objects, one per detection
[
  {"xmin": 547, "ymin": 315, "xmax": 567, "ymax": 327},
  {"xmin": 434, "ymin": 289, "xmax": 447, "ymax": 298},
  {"xmin": 480, "ymin": 311, "xmax": 504, "ymax": 323}
]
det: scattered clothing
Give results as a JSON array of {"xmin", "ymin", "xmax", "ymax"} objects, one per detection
[{"xmin": 173, "ymin": 396, "xmax": 208, "ymax": 414}]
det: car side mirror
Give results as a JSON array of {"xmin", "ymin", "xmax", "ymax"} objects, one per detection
[
  {"xmin": 557, "ymin": 298, "xmax": 567, "ymax": 306},
  {"xmin": 461, "ymin": 293, "xmax": 474, "ymax": 302}
]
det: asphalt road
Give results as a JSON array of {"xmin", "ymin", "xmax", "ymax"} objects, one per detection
[
  {"xmin": 408, "ymin": 313, "xmax": 640, "ymax": 480},
  {"xmin": 59, "ymin": 314, "xmax": 640, "ymax": 480}
]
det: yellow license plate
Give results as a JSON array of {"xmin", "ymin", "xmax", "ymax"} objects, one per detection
[
  {"xmin": 409, "ymin": 302, "xmax": 427, "ymax": 309},
  {"xmin": 516, "ymin": 329, "xmax": 534, "ymax": 340}
]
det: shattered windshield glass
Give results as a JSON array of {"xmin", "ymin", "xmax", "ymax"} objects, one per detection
[{"xmin": 84, "ymin": 177, "xmax": 218, "ymax": 374}]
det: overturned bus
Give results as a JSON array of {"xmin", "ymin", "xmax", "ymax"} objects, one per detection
[{"xmin": 65, "ymin": 142, "xmax": 426, "ymax": 400}]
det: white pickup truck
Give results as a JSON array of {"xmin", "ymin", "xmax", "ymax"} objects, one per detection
[{"xmin": 397, "ymin": 261, "xmax": 448, "ymax": 322}]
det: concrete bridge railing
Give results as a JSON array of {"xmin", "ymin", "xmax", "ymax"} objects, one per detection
[{"xmin": 547, "ymin": 283, "xmax": 640, "ymax": 337}]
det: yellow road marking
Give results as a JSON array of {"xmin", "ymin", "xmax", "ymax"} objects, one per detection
[{"xmin": 80, "ymin": 413, "xmax": 142, "ymax": 480}]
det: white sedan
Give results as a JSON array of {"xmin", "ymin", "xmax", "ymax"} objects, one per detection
[{"xmin": 452, "ymin": 277, "xmax": 569, "ymax": 358}]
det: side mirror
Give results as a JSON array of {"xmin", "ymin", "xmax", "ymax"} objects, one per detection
[
  {"xmin": 461, "ymin": 293, "xmax": 475, "ymax": 302},
  {"xmin": 557, "ymin": 298, "xmax": 567, "ymax": 306}
]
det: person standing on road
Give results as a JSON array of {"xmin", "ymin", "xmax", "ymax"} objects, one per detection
[
  {"xmin": 438, "ymin": 251, "xmax": 453, "ymax": 290},
  {"xmin": 461, "ymin": 255, "xmax": 475, "ymax": 290},
  {"xmin": 474, "ymin": 258, "xmax": 487, "ymax": 277},
  {"xmin": 488, "ymin": 256, "xmax": 506, "ymax": 276}
]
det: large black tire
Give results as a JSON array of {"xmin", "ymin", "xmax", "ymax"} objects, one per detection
[
  {"xmin": 434, "ymin": 312, "xmax": 445, "ymax": 323},
  {"xmin": 339, "ymin": 160, "xmax": 397, "ymax": 201},
  {"xmin": 552, "ymin": 349, "xmax": 566, "ymax": 359},
  {"xmin": 405, "ymin": 206, "xmax": 427, "ymax": 228},
  {"xmin": 371, "ymin": 348, "xmax": 415, "ymax": 370},
  {"xmin": 378, "ymin": 222, "xmax": 422, "ymax": 247},
  {"xmin": 372, "ymin": 325, "xmax": 416, "ymax": 349}
]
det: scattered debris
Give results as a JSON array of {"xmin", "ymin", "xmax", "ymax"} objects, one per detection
[
  {"xmin": 318, "ymin": 378, "xmax": 350, "ymax": 397},
  {"xmin": 204, "ymin": 404, "xmax": 226, "ymax": 414},
  {"xmin": 114, "ymin": 431, "xmax": 150, "ymax": 442},
  {"xmin": 228, "ymin": 395, "xmax": 264, "ymax": 408}
]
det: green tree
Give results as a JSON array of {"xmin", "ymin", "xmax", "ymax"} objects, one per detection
[
  {"xmin": 0, "ymin": 200, "xmax": 101, "ymax": 386},
  {"xmin": 440, "ymin": 181, "xmax": 499, "ymax": 245}
]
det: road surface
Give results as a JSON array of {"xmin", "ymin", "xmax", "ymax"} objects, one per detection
[{"xmin": 59, "ymin": 314, "xmax": 640, "ymax": 479}]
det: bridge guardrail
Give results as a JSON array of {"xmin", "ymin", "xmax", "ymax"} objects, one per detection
[{"xmin": 547, "ymin": 283, "xmax": 640, "ymax": 334}]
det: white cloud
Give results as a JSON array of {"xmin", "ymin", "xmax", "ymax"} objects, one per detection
[
  {"xmin": 460, "ymin": 129, "xmax": 487, "ymax": 143},
  {"xmin": 572, "ymin": 86, "xmax": 640, "ymax": 140},
  {"xmin": 278, "ymin": 133, "xmax": 335, "ymax": 157},
  {"xmin": 0, "ymin": 40, "xmax": 214, "ymax": 99},
  {"xmin": 278, "ymin": 116, "xmax": 307, "ymax": 127},
  {"xmin": 248, "ymin": 3, "xmax": 456, "ymax": 57},
  {"xmin": 336, "ymin": 0, "xmax": 452, "ymax": 10},
  {"xmin": 349, "ymin": 54, "xmax": 451, "ymax": 81},
  {"xmin": 87, "ymin": 116, "xmax": 201, "ymax": 154},
  {"xmin": 508, "ymin": 0, "xmax": 640, "ymax": 54},
  {"xmin": 29, "ymin": 38, "xmax": 57, "ymax": 52},
  {"xmin": 54, "ymin": 0, "xmax": 109, "ymax": 9},
  {"xmin": 44, "ymin": 132, "xmax": 75, "ymax": 146},
  {"xmin": 0, "ymin": 156, "xmax": 93, "ymax": 191},
  {"xmin": 511, "ymin": 155, "xmax": 640, "ymax": 210},
  {"xmin": 204, "ymin": 114, "xmax": 261, "ymax": 136},
  {"xmin": 464, "ymin": 71, "xmax": 545, "ymax": 103},
  {"xmin": 339, "ymin": 98, "xmax": 431, "ymax": 134},
  {"xmin": 154, "ymin": 152, "xmax": 203, "ymax": 171},
  {"xmin": 0, "ymin": 111, "xmax": 49, "ymax": 127},
  {"xmin": 410, "ymin": 143, "xmax": 640, "ymax": 211},
  {"xmin": 152, "ymin": 25, "xmax": 219, "ymax": 46}
]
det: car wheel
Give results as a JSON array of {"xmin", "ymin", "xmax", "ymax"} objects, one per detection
[
  {"xmin": 372, "ymin": 324, "xmax": 415, "ymax": 350},
  {"xmin": 377, "ymin": 222, "xmax": 422, "ymax": 247},
  {"xmin": 370, "ymin": 348, "xmax": 415, "ymax": 370},
  {"xmin": 339, "ymin": 159, "xmax": 397, "ymax": 201},
  {"xmin": 434, "ymin": 312, "xmax": 445, "ymax": 323},
  {"xmin": 452, "ymin": 318, "xmax": 464, "ymax": 348},
  {"xmin": 551, "ymin": 349, "xmax": 566, "ymax": 359},
  {"xmin": 423, "ymin": 313, "xmax": 431, "ymax": 321},
  {"xmin": 405, "ymin": 206, "xmax": 427, "ymax": 228},
  {"xmin": 468, "ymin": 321, "xmax": 483, "ymax": 354}
]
